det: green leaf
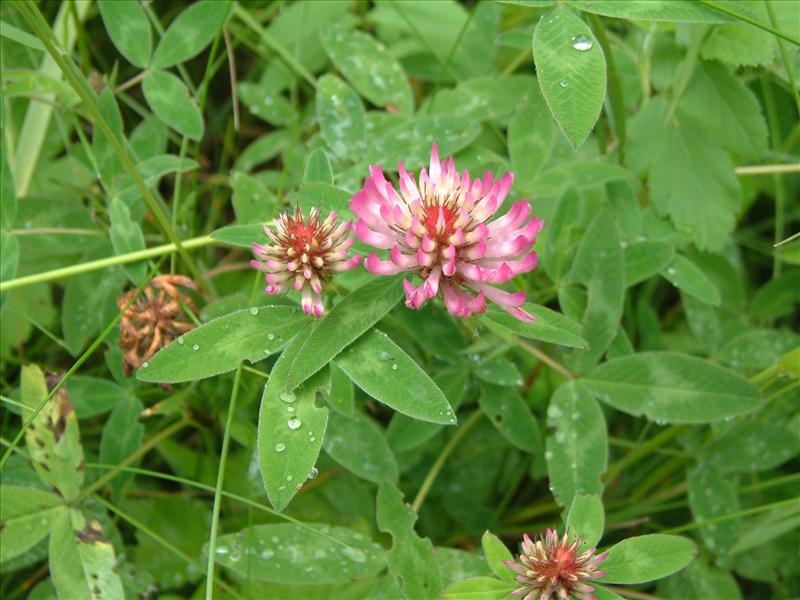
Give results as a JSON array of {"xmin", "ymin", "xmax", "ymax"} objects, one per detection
[
  {"xmin": 98, "ymin": 0, "xmax": 151, "ymax": 68},
  {"xmin": 483, "ymin": 302, "xmax": 587, "ymax": 348},
  {"xmin": 531, "ymin": 161, "xmax": 633, "ymax": 198},
  {"xmin": 660, "ymin": 254, "xmax": 720, "ymax": 306},
  {"xmin": 109, "ymin": 197, "xmax": 146, "ymax": 285},
  {"xmin": 480, "ymin": 531, "xmax": 515, "ymax": 583},
  {"xmin": 508, "ymin": 90, "xmax": 555, "ymax": 190},
  {"xmin": 49, "ymin": 509, "xmax": 127, "ymax": 599},
  {"xmin": 234, "ymin": 130, "xmax": 292, "ymax": 172},
  {"xmin": 68, "ymin": 376, "xmax": 130, "ymax": 419},
  {"xmin": 568, "ymin": 208, "xmax": 625, "ymax": 372},
  {"xmin": 533, "ymin": 5, "xmax": 606, "ymax": 148},
  {"xmin": 0, "ymin": 485, "xmax": 64, "ymax": 562},
  {"xmin": 212, "ymin": 523, "xmax": 386, "ymax": 584},
  {"xmin": 324, "ymin": 410, "xmax": 398, "ymax": 484},
  {"xmin": 751, "ymin": 270, "xmax": 800, "ymax": 320},
  {"xmin": 142, "ymin": 70, "xmax": 204, "ymax": 140},
  {"xmin": 442, "ymin": 577, "xmax": 517, "ymax": 600},
  {"xmin": 687, "ymin": 464, "xmax": 740, "ymax": 557},
  {"xmin": 377, "ymin": 482, "xmax": 442, "ymax": 599},
  {"xmin": 335, "ymin": 329, "xmax": 455, "ymax": 425},
  {"xmin": 428, "ymin": 76, "xmax": 534, "ymax": 125},
  {"xmin": 571, "ymin": 0, "xmax": 733, "ymax": 22},
  {"xmin": 293, "ymin": 182, "xmax": 353, "ymax": 219},
  {"xmin": 327, "ymin": 361, "xmax": 354, "ymax": 415},
  {"xmin": 716, "ymin": 329, "xmax": 800, "ymax": 373},
  {"xmin": 584, "ymin": 352, "xmax": 763, "ymax": 423},
  {"xmin": 257, "ymin": 329, "xmax": 329, "ymax": 511},
  {"xmin": 603, "ymin": 534, "xmax": 696, "ymax": 584},
  {"xmin": 92, "ymin": 89, "xmax": 124, "ymax": 192},
  {"xmin": 628, "ymin": 97, "xmax": 740, "ymax": 251},
  {"xmin": 679, "ymin": 62, "xmax": 768, "ymax": 161},
  {"xmin": 321, "ymin": 26, "xmax": 413, "ymax": 114},
  {"xmin": 624, "ymin": 240, "xmax": 674, "ymax": 287},
  {"xmin": 99, "ymin": 396, "xmax": 144, "ymax": 498},
  {"xmin": 151, "ymin": 0, "xmax": 229, "ymax": 68},
  {"xmin": 210, "ymin": 223, "xmax": 264, "ymax": 247},
  {"xmin": 479, "ymin": 383, "xmax": 541, "ymax": 453},
  {"xmin": 701, "ymin": 22, "xmax": 774, "ymax": 67},
  {"xmin": 593, "ymin": 586, "xmax": 626, "ymax": 600},
  {"xmin": 316, "ymin": 74, "xmax": 366, "ymax": 160},
  {"xmin": 475, "ymin": 357, "xmax": 522, "ymax": 387},
  {"xmin": 545, "ymin": 381, "xmax": 607, "ymax": 507},
  {"xmin": 22, "ymin": 365, "xmax": 84, "ymax": 502},
  {"xmin": 303, "ymin": 147, "xmax": 333, "ymax": 184},
  {"xmin": 705, "ymin": 422, "xmax": 800, "ymax": 473},
  {"xmin": 566, "ymin": 493, "xmax": 605, "ymax": 549},
  {"xmin": 138, "ymin": 306, "xmax": 306, "ymax": 384},
  {"xmin": 286, "ymin": 275, "xmax": 403, "ymax": 391},
  {"xmin": 115, "ymin": 155, "xmax": 200, "ymax": 205},
  {"xmin": 0, "ymin": 230, "xmax": 18, "ymax": 307}
]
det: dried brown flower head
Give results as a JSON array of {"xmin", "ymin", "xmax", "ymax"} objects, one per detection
[{"xmin": 117, "ymin": 275, "xmax": 198, "ymax": 375}]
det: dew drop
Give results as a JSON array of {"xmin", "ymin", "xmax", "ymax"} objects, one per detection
[
  {"xmin": 250, "ymin": 307, "xmax": 259, "ymax": 316},
  {"xmin": 286, "ymin": 475, "xmax": 293, "ymax": 482},
  {"xmin": 571, "ymin": 35, "xmax": 593, "ymax": 51},
  {"xmin": 267, "ymin": 333, "xmax": 275, "ymax": 341},
  {"xmin": 391, "ymin": 363, "xmax": 398, "ymax": 370},
  {"xmin": 230, "ymin": 551, "xmax": 241, "ymax": 562},
  {"xmin": 192, "ymin": 343, "xmax": 200, "ymax": 351},
  {"xmin": 280, "ymin": 391, "xmax": 297, "ymax": 404},
  {"xmin": 177, "ymin": 337, "xmax": 185, "ymax": 345},
  {"xmin": 379, "ymin": 351, "xmax": 392, "ymax": 361},
  {"xmin": 308, "ymin": 467, "xmax": 319, "ymax": 480},
  {"xmin": 142, "ymin": 361, "xmax": 149, "ymax": 368},
  {"xmin": 343, "ymin": 547, "xmax": 367, "ymax": 563},
  {"xmin": 287, "ymin": 417, "xmax": 302, "ymax": 430},
  {"xmin": 559, "ymin": 79, "xmax": 568, "ymax": 88},
  {"xmin": 215, "ymin": 547, "xmax": 229, "ymax": 555},
  {"xmin": 287, "ymin": 406, "xmax": 295, "ymax": 413},
  {"xmin": 274, "ymin": 442, "xmax": 286, "ymax": 453},
  {"xmin": 309, "ymin": 436, "xmax": 316, "ymax": 442},
  {"xmin": 261, "ymin": 549, "xmax": 274, "ymax": 559}
]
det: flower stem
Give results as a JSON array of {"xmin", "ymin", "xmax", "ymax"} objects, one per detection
[{"xmin": 412, "ymin": 409, "xmax": 484, "ymax": 512}]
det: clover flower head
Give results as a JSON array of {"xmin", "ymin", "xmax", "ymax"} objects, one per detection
[
  {"xmin": 350, "ymin": 143, "xmax": 542, "ymax": 321},
  {"xmin": 251, "ymin": 207, "xmax": 360, "ymax": 317},
  {"xmin": 504, "ymin": 529, "xmax": 607, "ymax": 600}
]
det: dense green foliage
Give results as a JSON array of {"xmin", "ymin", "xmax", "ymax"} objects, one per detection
[{"xmin": 0, "ymin": 1, "xmax": 798, "ymax": 599}]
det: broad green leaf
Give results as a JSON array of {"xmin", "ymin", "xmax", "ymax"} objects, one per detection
[
  {"xmin": 545, "ymin": 381, "xmax": 607, "ymax": 507},
  {"xmin": 368, "ymin": 116, "xmax": 480, "ymax": 168},
  {"xmin": 234, "ymin": 130, "xmax": 292, "ymax": 172},
  {"xmin": 22, "ymin": 365, "xmax": 84, "ymax": 502},
  {"xmin": 508, "ymin": 90, "xmax": 555, "ymax": 191},
  {"xmin": 213, "ymin": 523, "xmax": 386, "ymax": 584},
  {"xmin": 624, "ymin": 240, "xmax": 674, "ymax": 287},
  {"xmin": 602, "ymin": 534, "xmax": 696, "ymax": 584},
  {"xmin": 321, "ymin": 26, "xmax": 413, "ymax": 114},
  {"xmin": 99, "ymin": 396, "xmax": 144, "ymax": 498},
  {"xmin": 0, "ymin": 485, "xmax": 64, "ymax": 562},
  {"xmin": 483, "ymin": 302, "xmax": 587, "ymax": 348},
  {"xmin": 116, "ymin": 155, "xmax": 200, "ymax": 205},
  {"xmin": 716, "ymin": 329, "xmax": 800, "ymax": 373},
  {"xmin": 258, "ymin": 329, "xmax": 329, "ymax": 511},
  {"xmin": 142, "ymin": 70, "xmax": 204, "ymax": 141},
  {"xmin": 303, "ymin": 147, "xmax": 333, "ymax": 184},
  {"xmin": 701, "ymin": 21, "xmax": 774, "ymax": 67},
  {"xmin": 687, "ymin": 464, "xmax": 740, "ymax": 557},
  {"xmin": 386, "ymin": 368, "xmax": 468, "ymax": 452},
  {"xmin": 210, "ymin": 223, "xmax": 264, "ymax": 247},
  {"xmin": 664, "ymin": 558, "xmax": 743, "ymax": 599},
  {"xmin": 237, "ymin": 80, "xmax": 296, "ymax": 127},
  {"xmin": 533, "ymin": 5, "xmax": 606, "ymax": 147},
  {"xmin": 481, "ymin": 531, "xmax": 515, "ymax": 582},
  {"xmin": 98, "ymin": 0, "xmax": 151, "ymax": 67},
  {"xmin": 138, "ymin": 306, "xmax": 306, "ymax": 383},
  {"xmin": 566, "ymin": 493, "xmax": 604, "ymax": 549},
  {"xmin": 479, "ymin": 383, "xmax": 541, "ymax": 453},
  {"xmin": 568, "ymin": 208, "xmax": 624, "ymax": 372},
  {"xmin": 437, "ymin": 547, "xmax": 494, "ymax": 587},
  {"xmin": 428, "ymin": 76, "xmax": 533, "ymax": 125},
  {"xmin": 92, "ymin": 89, "xmax": 124, "ymax": 192},
  {"xmin": 327, "ymin": 361, "xmax": 354, "ymax": 415},
  {"xmin": 229, "ymin": 172, "xmax": 276, "ymax": 223},
  {"xmin": 151, "ymin": 0, "xmax": 229, "ymax": 68},
  {"xmin": 324, "ymin": 410, "xmax": 398, "ymax": 484},
  {"xmin": 593, "ymin": 586, "xmax": 626, "ymax": 600},
  {"xmin": 571, "ymin": 0, "xmax": 732, "ymax": 22},
  {"xmin": 442, "ymin": 577, "xmax": 517, "ymax": 600},
  {"xmin": 751, "ymin": 270, "xmax": 800, "ymax": 320},
  {"xmin": 377, "ymin": 482, "xmax": 442, "ymax": 599},
  {"xmin": 475, "ymin": 356, "xmax": 522, "ymax": 386},
  {"xmin": 628, "ymin": 97, "xmax": 740, "ymax": 251},
  {"xmin": 286, "ymin": 275, "xmax": 404, "ymax": 391},
  {"xmin": 584, "ymin": 352, "xmax": 762, "ymax": 423},
  {"xmin": 68, "ymin": 376, "xmax": 129, "ymax": 419},
  {"xmin": 543, "ymin": 188, "xmax": 581, "ymax": 281},
  {"xmin": 531, "ymin": 161, "xmax": 633, "ymax": 197},
  {"xmin": 130, "ymin": 115, "xmax": 167, "ymax": 161},
  {"xmin": 49, "ymin": 509, "xmax": 125, "ymax": 599},
  {"xmin": 679, "ymin": 62, "xmax": 768, "ymax": 161},
  {"xmin": 109, "ymin": 197, "xmax": 146, "ymax": 285},
  {"xmin": 316, "ymin": 74, "xmax": 366, "ymax": 160},
  {"xmin": 705, "ymin": 422, "xmax": 800, "ymax": 473},
  {"xmin": 335, "ymin": 329, "xmax": 454, "ymax": 425},
  {"xmin": 292, "ymin": 182, "xmax": 353, "ymax": 219},
  {"xmin": 660, "ymin": 254, "xmax": 720, "ymax": 306}
]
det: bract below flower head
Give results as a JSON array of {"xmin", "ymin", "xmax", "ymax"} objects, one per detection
[
  {"xmin": 350, "ymin": 143, "xmax": 542, "ymax": 322},
  {"xmin": 251, "ymin": 207, "xmax": 360, "ymax": 317},
  {"xmin": 504, "ymin": 529, "xmax": 607, "ymax": 600}
]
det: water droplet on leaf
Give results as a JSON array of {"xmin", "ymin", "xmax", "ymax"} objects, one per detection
[
  {"xmin": 280, "ymin": 391, "xmax": 296, "ymax": 404},
  {"xmin": 287, "ymin": 417, "xmax": 302, "ymax": 430},
  {"xmin": 250, "ymin": 307, "xmax": 259, "ymax": 315},
  {"xmin": 274, "ymin": 442, "xmax": 286, "ymax": 453},
  {"xmin": 571, "ymin": 35, "xmax": 593, "ymax": 51}
]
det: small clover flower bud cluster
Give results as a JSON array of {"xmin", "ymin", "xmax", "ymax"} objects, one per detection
[
  {"xmin": 251, "ymin": 144, "xmax": 542, "ymax": 320},
  {"xmin": 251, "ymin": 207, "xmax": 360, "ymax": 317},
  {"xmin": 504, "ymin": 529, "xmax": 607, "ymax": 600}
]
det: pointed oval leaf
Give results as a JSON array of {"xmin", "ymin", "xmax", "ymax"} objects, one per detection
[
  {"xmin": 142, "ymin": 70, "xmax": 204, "ymax": 140},
  {"xmin": 442, "ymin": 577, "xmax": 517, "ymax": 600},
  {"xmin": 138, "ymin": 306, "xmax": 306, "ymax": 383},
  {"xmin": 660, "ymin": 254, "xmax": 721, "ymax": 306},
  {"xmin": 317, "ymin": 74, "xmax": 366, "ymax": 160},
  {"xmin": 533, "ymin": 5, "xmax": 606, "ymax": 147},
  {"xmin": 0, "ymin": 486, "xmax": 64, "ymax": 562},
  {"xmin": 583, "ymin": 352, "xmax": 762, "ymax": 423},
  {"xmin": 602, "ymin": 534, "xmax": 697, "ymax": 584},
  {"xmin": 566, "ymin": 493, "xmax": 604, "ymax": 549},
  {"xmin": 98, "ymin": 0, "xmax": 152, "ymax": 68},
  {"xmin": 286, "ymin": 275, "xmax": 404, "ymax": 391},
  {"xmin": 481, "ymin": 531, "xmax": 515, "ymax": 582},
  {"xmin": 624, "ymin": 240, "xmax": 674, "ymax": 287},
  {"xmin": 479, "ymin": 383, "xmax": 541, "ymax": 453},
  {"xmin": 484, "ymin": 303, "xmax": 587, "ymax": 348},
  {"xmin": 210, "ymin": 223, "xmax": 264, "ymax": 247},
  {"xmin": 705, "ymin": 422, "xmax": 800, "ymax": 473},
  {"xmin": 335, "ymin": 329, "xmax": 454, "ymax": 424},
  {"xmin": 151, "ymin": 0, "xmax": 230, "ymax": 68},
  {"xmin": 324, "ymin": 410, "xmax": 398, "ymax": 484},
  {"xmin": 303, "ymin": 147, "xmax": 333, "ymax": 184}
]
